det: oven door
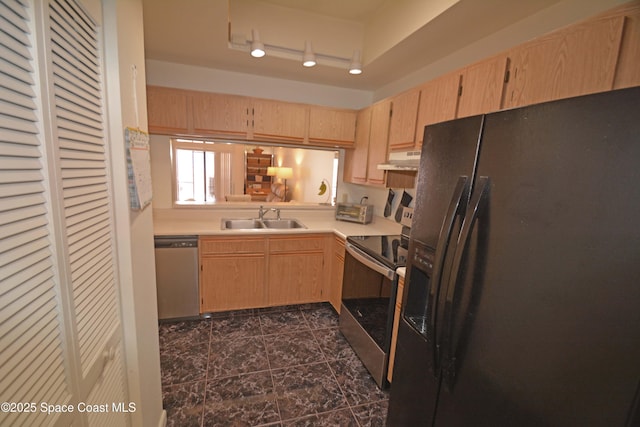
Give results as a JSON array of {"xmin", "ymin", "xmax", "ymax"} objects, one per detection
[{"xmin": 339, "ymin": 242, "xmax": 397, "ymax": 388}]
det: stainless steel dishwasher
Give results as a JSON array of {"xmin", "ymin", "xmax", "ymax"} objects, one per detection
[{"xmin": 154, "ymin": 235, "xmax": 200, "ymax": 320}]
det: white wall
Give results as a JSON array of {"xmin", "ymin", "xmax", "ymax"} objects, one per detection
[{"xmin": 103, "ymin": 1, "xmax": 164, "ymax": 426}]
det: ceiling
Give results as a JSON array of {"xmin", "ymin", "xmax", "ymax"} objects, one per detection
[{"xmin": 141, "ymin": 0, "xmax": 566, "ymax": 91}]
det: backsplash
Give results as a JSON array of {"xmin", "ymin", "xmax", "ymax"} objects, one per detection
[{"xmin": 338, "ymin": 182, "xmax": 416, "ymax": 223}]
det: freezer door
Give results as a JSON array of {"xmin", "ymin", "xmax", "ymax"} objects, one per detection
[
  {"xmin": 388, "ymin": 116, "xmax": 485, "ymax": 426},
  {"xmin": 433, "ymin": 87, "xmax": 640, "ymax": 426}
]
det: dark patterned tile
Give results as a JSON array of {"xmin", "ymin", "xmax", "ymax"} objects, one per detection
[
  {"xmin": 312, "ymin": 328, "xmax": 355, "ymax": 361},
  {"xmin": 256, "ymin": 304, "xmax": 301, "ymax": 314},
  {"xmin": 282, "ymin": 408, "xmax": 358, "ymax": 426},
  {"xmin": 260, "ymin": 310, "xmax": 310, "ymax": 335},
  {"xmin": 272, "ymin": 362, "xmax": 348, "ymax": 421},
  {"xmin": 161, "ymin": 341, "xmax": 209, "ymax": 386},
  {"xmin": 351, "ymin": 400, "xmax": 389, "ymax": 427},
  {"xmin": 301, "ymin": 306, "xmax": 339, "ymax": 329},
  {"xmin": 159, "ymin": 318, "xmax": 211, "ymax": 349},
  {"xmin": 203, "ymin": 371, "xmax": 279, "ymax": 427},
  {"xmin": 210, "ymin": 315, "xmax": 262, "ymax": 340},
  {"xmin": 209, "ymin": 336, "xmax": 269, "ymax": 378},
  {"xmin": 207, "ymin": 308, "xmax": 256, "ymax": 319},
  {"xmin": 328, "ymin": 356, "xmax": 388, "ymax": 406},
  {"xmin": 162, "ymin": 381, "xmax": 204, "ymax": 427},
  {"xmin": 264, "ymin": 331, "xmax": 324, "ymax": 369}
]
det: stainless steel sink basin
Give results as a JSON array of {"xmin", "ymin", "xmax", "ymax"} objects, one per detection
[
  {"xmin": 221, "ymin": 218, "xmax": 306, "ymax": 230},
  {"xmin": 221, "ymin": 219, "xmax": 265, "ymax": 229},
  {"xmin": 262, "ymin": 219, "xmax": 307, "ymax": 229}
]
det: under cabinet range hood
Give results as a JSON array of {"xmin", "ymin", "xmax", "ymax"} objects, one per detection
[{"xmin": 377, "ymin": 150, "xmax": 421, "ymax": 171}]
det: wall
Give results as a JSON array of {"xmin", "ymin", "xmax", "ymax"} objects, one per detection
[
  {"xmin": 103, "ymin": 0, "xmax": 164, "ymax": 426},
  {"xmin": 146, "ymin": 59, "xmax": 373, "ymax": 109}
]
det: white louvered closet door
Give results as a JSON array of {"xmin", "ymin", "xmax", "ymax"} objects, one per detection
[
  {"xmin": 45, "ymin": 0, "xmax": 128, "ymax": 424},
  {"xmin": 1, "ymin": 0, "xmax": 128, "ymax": 426},
  {"xmin": 0, "ymin": 1, "xmax": 75, "ymax": 426}
]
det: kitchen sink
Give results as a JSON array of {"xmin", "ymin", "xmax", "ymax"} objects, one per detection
[
  {"xmin": 221, "ymin": 218, "xmax": 306, "ymax": 230},
  {"xmin": 262, "ymin": 219, "xmax": 307, "ymax": 229},
  {"xmin": 221, "ymin": 219, "xmax": 265, "ymax": 229}
]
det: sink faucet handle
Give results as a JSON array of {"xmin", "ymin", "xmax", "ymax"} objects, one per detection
[
  {"xmin": 258, "ymin": 205, "xmax": 265, "ymax": 219},
  {"xmin": 276, "ymin": 208, "xmax": 281, "ymax": 220}
]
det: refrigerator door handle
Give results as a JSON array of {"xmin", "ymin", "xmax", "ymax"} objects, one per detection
[
  {"xmin": 427, "ymin": 175, "xmax": 469, "ymax": 374},
  {"xmin": 441, "ymin": 176, "xmax": 490, "ymax": 390}
]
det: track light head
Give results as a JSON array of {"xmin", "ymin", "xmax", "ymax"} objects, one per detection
[
  {"xmin": 349, "ymin": 49, "xmax": 362, "ymax": 75},
  {"xmin": 250, "ymin": 29, "xmax": 265, "ymax": 58},
  {"xmin": 302, "ymin": 41, "xmax": 316, "ymax": 67}
]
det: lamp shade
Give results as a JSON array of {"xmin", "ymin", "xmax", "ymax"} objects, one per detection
[
  {"xmin": 266, "ymin": 166, "xmax": 278, "ymax": 176},
  {"xmin": 277, "ymin": 167, "xmax": 293, "ymax": 179}
]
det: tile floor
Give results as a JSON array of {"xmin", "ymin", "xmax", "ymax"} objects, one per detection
[{"xmin": 159, "ymin": 303, "xmax": 390, "ymax": 426}]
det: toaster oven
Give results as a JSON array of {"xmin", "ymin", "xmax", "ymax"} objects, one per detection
[{"xmin": 335, "ymin": 203, "xmax": 373, "ymax": 224}]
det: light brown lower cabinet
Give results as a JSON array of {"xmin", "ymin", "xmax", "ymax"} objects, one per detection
[
  {"xmin": 388, "ymin": 275, "xmax": 405, "ymax": 382},
  {"xmin": 199, "ymin": 237, "xmax": 267, "ymax": 312},
  {"xmin": 199, "ymin": 234, "xmax": 332, "ymax": 312}
]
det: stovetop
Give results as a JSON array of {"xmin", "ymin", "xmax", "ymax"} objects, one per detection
[{"xmin": 347, "ymin": 234, "xmax": 407, "ymax": 269}]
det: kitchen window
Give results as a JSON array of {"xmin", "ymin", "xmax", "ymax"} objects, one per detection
[{"xmin": 172, "ymin": 139, "xmax": 233, "ymax": 204}]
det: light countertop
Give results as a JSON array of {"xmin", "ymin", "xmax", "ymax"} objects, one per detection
[{"xmin": 153, "ymin": 207, "xmax": 403, "ymax": 240}]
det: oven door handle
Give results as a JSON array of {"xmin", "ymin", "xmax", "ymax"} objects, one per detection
[{"xmin": 346, "ymin": 242, "xmax": 397, "ymax": 280}]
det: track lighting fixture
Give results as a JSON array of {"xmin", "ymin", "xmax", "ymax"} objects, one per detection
[
  {"xmin": 237, "ymin": 30, "xmax": 362, "ymax": 74},
  {"xmin": 250, "ymin": 29, "xmax": 265, "ymax": 58},
  {"xmin": 349, "ymin": 49, "xmax": 362, "ymax": 75},
  {"xmin": 302, "ymin": 41, "xmax": 316, "ymax": 67}
]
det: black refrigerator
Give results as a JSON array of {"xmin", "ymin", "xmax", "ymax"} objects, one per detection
[{"xmin": 387, "ymin": 87, "xmax": 640, "ymax": 427}]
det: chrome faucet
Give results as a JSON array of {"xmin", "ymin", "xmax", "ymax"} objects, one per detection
[{"xmin": 258, "ymin": 205, "xmax": 280, "ymax": 220}]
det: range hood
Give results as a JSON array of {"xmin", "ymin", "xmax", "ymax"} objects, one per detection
[{"xmin": 377, "ymin": 150, "xmax": 421, "ymax": 171}]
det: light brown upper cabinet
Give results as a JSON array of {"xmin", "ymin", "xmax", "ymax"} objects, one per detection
[
  {"xmin": 308, "ymin": 106, "xmax": 357, "ymax": 147},
  {"xmin": 344, "ymin": 107, "xmax": 371, "ymax": 184},
  {"xmin": 457, "ymin": 54, "xmax": 509, "ymax": 118},
  {"xmin": 414, "ymin": 72, "xmax": 461, "ymax": 146},
  {"xmin": 251, "ymin": 98, "xmax": 308, "ymax": 142},
  {"xmin": 367, "ymin": 100, "xmax": 392, "ymax": 186},
  {"xmin": 191, "ymin": 91, "xmax": 250, "ymax": 138},
  {"xmin": 388, "ymin": 89, "xmax": 421, "ymax": 151},
  {"xmin": 147, "ymin": 86, "xmax": 191, "ymax": 134},
  {"xmin": 614, "ymin": 5, "xmax": 640, "ymax": 89},
  {"xmin": 504, "ymin": 16, "xmax": 625, "ymax": 109},
  {"xmin": 344, "ymin": 101, "xmax": 391, "ymax": 186}
]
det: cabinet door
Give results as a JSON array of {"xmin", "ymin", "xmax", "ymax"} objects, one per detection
[
  {"xmin": 308, "ymin": 106, "xmax": 357, "ymax": 147},
  {"xmin": 367, "ymin": 100, "xmax": 391, "ymax": 186},
  {"xmin": 344, "ymin": 107, "xmax": 371, "ymax": 184},
  {"xmin": 389, "ymin": 89, "xmax": 420, "ymax": 150},
  {"xmin": 200, "ymin": 255, "xmax": 266, "ymax": 312},
  {"xmin": 415, "ymin": 72, "xmax": 461, "ymax": 145},
  {"xmin": 457, "ymin": 54, "xmax": 508, "ymax": 118},
  {"xmin": 614, "ymin": 7, "xmax": 640, "ymax": 89},
  {"xmin": 504, "ymin": 16, "xmax": 624, "ymax": 109},
  {"xmin": 268, "ymin": 236, "xmax": 326, "ymax": 306},
  {"xmin": 252, "ymin": 99, "xmax": 308, "ymax": 142},
  {"xmin": 268, "ymin": 252, "xmax": 325, "ymax": 306},
  {"xmin": 146, "ymin": 86, "xmax": 190, "ymax": 133},
  {"xmin": 192, "ymin": 92, "xmax": 250, "ymax": 137}
]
